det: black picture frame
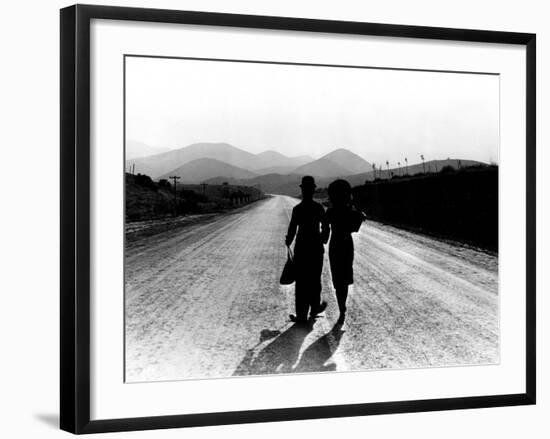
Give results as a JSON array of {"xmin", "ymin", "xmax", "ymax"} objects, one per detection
[{"xmin": 60, "ymin": 4, "xmax": 536, "ymax": 434}]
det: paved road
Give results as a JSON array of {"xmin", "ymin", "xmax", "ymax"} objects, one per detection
[{"xmin": 125, "ymin": 195, "xmax": 498, "ymax": 382}]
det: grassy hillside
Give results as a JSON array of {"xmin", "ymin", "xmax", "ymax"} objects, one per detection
[
  {"xmin": 345, "ymin": 159, "xmax": 484, "ymax": 187},
  {"xmin": 126, "ymin": 173, "xmax": 264, "ymax": 222}
]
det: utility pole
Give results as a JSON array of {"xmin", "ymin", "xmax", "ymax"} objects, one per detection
[
  {"xmin": 169, "ymin": 175, "xmax": 181, "ymax": 216},
  {"xmin": 398, "ymin": 162, "xmax": 401, "ymax": 176},
  {"xmin": 405, "ymin": 157, "xmax": 408, "ymax": 175},
  {"xmin": 201, "ymin": 183, "xmax": 207, "ymax": 195},
  {"xmin": 132, "ymin": 162, "xmax": 135, "ymax": 175},
  {"xmin": 386, "ymin": 160, "xmax": 390, "ymax": 179},
  {"xmin": 421, "ymin": 155, "xmax": 426, "ymax": 174}
]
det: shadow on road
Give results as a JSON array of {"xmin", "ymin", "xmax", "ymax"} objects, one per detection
[
  {"xmin": 294, "ymin": 323, "xmax": 345, "ymax": 373},
  {"xmin": 233, "ymin": 322, "xmax": 345, "ymax": 376}
]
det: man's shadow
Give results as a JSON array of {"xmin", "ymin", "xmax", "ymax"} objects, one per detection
[
  {"xmin": 234, "ymin": 322, "xmax": 345, "ymax": 376},
  {"xmin": 293, "ymin": 323, "xmax": 345, "ymax": 373}
]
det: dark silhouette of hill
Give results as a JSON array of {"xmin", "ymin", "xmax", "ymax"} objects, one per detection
[{"xmin": 159, "ymin": 158, "xmax": 257, "ymax": 183}]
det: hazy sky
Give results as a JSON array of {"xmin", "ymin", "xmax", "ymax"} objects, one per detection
[{"xmin": 126, "ymin": 56, "xmax": 499, "ymax": 165}]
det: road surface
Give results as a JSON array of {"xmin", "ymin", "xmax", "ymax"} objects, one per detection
[{"xmin": 125, "ymin": 195, "xmax": 498, "ymax": 382}]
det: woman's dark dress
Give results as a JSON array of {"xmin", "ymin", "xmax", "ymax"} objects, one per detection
[{"xmin": 326, "ymin": 206, "xmax": 362, "ymax": 287}]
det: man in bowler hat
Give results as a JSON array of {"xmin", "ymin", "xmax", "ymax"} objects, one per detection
[{"xmin": 285, "ymin": 176, "xmax": 329, "ymax": 324}]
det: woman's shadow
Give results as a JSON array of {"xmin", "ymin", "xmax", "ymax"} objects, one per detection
[
  {"xmin": 233, "ymin": 322, "xmax": 345, "ymax": 376},
  {"xmin": 294, "ymin": 323, "xmax": 345, "ymax": 373}
]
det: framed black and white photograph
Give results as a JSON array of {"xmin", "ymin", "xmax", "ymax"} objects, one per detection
[{"xmin": 60, "ymin": 4, "xmax": 536, "ymax": 434}]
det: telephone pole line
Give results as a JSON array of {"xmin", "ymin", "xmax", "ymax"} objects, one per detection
[{"xmin": 169, "ymin": 175, "xmax": 181, "ymax": 216}]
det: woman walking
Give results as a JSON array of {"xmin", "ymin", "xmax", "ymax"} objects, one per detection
[{"xmin": 326, "ymin": 179, "xmax": 364, "ymax": 324}]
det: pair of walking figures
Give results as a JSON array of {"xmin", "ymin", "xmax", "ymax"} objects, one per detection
[{"xmin": 284, "ymin": 175, "xmax": 364, "ymax": 325}]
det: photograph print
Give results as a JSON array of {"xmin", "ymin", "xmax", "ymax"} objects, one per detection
[{"xmin": 124, "ymin": 55, "xmax": 499, "ymax": 383}]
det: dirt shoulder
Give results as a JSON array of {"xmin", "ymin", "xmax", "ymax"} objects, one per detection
[{"xmin": 125, "ymin": 197, "xmax": 270, "ymax": 243}]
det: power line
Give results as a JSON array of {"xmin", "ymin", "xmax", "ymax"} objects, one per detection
[{"xmin": 168, "ymin": 176, "xmax": 181, "ymax": 216}]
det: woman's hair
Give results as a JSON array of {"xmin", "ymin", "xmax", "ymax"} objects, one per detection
[{"xmin": 328, "ymin": 179, "xmax": 352, "ymax": 206}]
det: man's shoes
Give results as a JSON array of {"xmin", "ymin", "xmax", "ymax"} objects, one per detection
[
  {"xmin": 289, "ymin": 314, "xmax": 309, "ymax": 325},
  {"xmin": 310, "ymin": 301, "xmax": 327, "ymax": 319}
]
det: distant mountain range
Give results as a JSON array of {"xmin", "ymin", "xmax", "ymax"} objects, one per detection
[
  {"xmin": 253, "ymin": 150, "xmax": 313, "ymax": 170},
  {"xmin": 126, "ymin": 140, "xmax": 171, "ymax": 161},
  {"xmin": 293, "ymin": 149, "xmax": 372, "ymax": 178},
  {"xmin": 126, "ymin": 141, "xmax": 487, "ymax": 194},
  {"xmin": 205, "ymin": 159, "xmax": 487, "ymax": 196},
  {"xmin": 158, "ymin": 158, "xmax": 257, "ymax": 182},
  {"xmin": 127, "ymin": 142, "xmax": 315, "ymax": 180}
]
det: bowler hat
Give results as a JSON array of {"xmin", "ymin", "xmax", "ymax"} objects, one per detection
[{"xmin": 300, "ymin": 175, "xmax": 316, "ymax": 189}]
